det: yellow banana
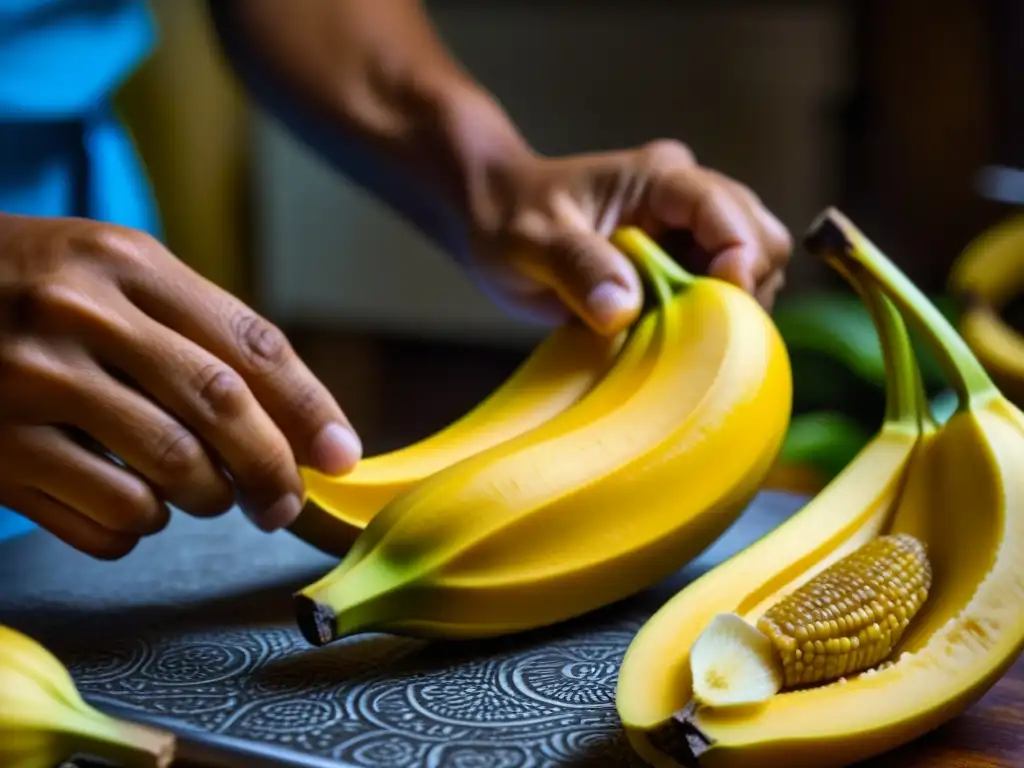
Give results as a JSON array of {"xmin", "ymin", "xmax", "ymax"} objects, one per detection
[
  {"xmin": 290, "ymin": 317, "xmax": 625, "ymax": 557},
  {"xmin": 948, "ymin": 214, "xmax": 1024, "ymax": 405},
  {"xmin": 617, "ymin": 208, "xmax": 1024, "ymax": 768},
  {"xmin": 948, "ymin": 213, "xmax": 1024, "ymax": 307},
  {"xmin": 292, "ymin": 227, "xmax": 792, "ymax": 646},
  {"xmin": 0, "ymin": 624, "xmax": 175, "ymax": 768}
]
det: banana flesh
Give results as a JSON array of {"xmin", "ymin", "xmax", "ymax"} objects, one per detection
[
  {"xmin": 690, "ymin": 614, "xmax": 783, "ymax": 709},
  {"xmin": 292, "ymin": 227, "xmax": 792, "ymax": 646},
  {"xmin": 291, "ymin": 320, "xmax": 625, "ymax": 556},
  {"xmin": 617, "ymin": 208, "xmax": 1024, "ymax": 768},
  {"xmin": 0, "ymin": 624, "xmax": 175, "ymax": 768}
]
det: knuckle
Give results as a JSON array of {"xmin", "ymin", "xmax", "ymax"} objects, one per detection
[
  {"xmin": 152, "ymin": 425, "xmax": 206, "ymax": 480},
  {"xmin": 0, "ymin": 337, "xmax": 73, "ymax": 393},
  {"xmin": 232, "ymin": 311, "xmax": 293, "ymax": 372},
  {"xmin": 193, "ymin": 363, "xmax": 251, "ymax": 419},
  {"xmin": 643, "ymin": 138, "xmax": 696, "ymax": 167},
  {"xmin": 77, "ymin": 223, "xmax": 158, "ymax": 269},
  {"xmin": 117, "ymin": 481, "xmax": 166, "ymax": 534},
  {"xmin": 774, "ymin": 225, "xmax": 794, "ymax": 257},
  {"xmin": 732, "ymin": 180, "xmax": 761, "ymax": 206},
  {"xmin": 508, "ymin": 209, "xmax": 549, "ymax": 244},
  {"xmin": 11, "ymin": 281, "xmax": 71, "ymax": 329},
  {"xmin": 14, "ymin": 280, "xmax": 118, "ymax": 334}
]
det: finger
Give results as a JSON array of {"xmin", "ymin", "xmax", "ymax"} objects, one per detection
[
  {"xmin": 3, "ymin": 425, "xmax": 169, "ymax": 536},
  {"xmin": 86, "ymin": 296, "xmax": 307, "ymax": 531},
  {"xmin": 0, "ymin": 486, "xmax": 139, "ymax": 560},
  {"xmin": 125, "ymin": 263, "xmax": 361, "ymax": 477},
  {"xmin": 755, "ymin": 270, "xmax": 787, "ymax": 310},
  {"xmin": 518, "ymin": 227, "xmax": 643, "ymax": 336},
  {"xmin": 0, "ymin": 332, "xmax": 236, "ymax": 522},
  {"xmin": 57, "ymin": 360, "xmax": 238, "ymax": 521},
  {"xmin": 717, "ymin": 175, "xmax": 794, "ymax": 269},
  {"xmin": 647, "ymin": 168, "xmax": 769, "ymax": 294}
]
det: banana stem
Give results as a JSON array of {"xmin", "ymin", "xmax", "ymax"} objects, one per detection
[
  {"xmin": 804, "ymin": 208, "xmax": 998, "ymax": 411},
  {"xmin": 56, "ymin": 706, "xmax": 175, "ymax": 768},
  {"xmin": 828, "ymin": 257, "xmax": 923, "ymax": 427},
  {"xmin": 611, "ymin": 227, "xmax": 695, "ymax": 296}
]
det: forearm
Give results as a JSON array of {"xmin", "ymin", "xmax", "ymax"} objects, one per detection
[{"xmin": 207, "ymin": 0, "xmax": 532, "ymax": 256}]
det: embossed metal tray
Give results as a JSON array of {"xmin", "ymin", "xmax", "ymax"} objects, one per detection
[{"xmin": 0, "ymin": 493, "xmax": 806, "ymax": 767}]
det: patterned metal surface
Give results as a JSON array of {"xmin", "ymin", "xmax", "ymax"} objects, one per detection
[{"xmin": 0, "ymin": 493, "xmax": 805, "ymax": 767}]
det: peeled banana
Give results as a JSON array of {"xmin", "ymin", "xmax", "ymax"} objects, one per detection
[
  {"xmin": 949, "ymin": 214, "xmax": 1024, "ymax": 405},
  {"xmin": 0, "ymin": 624, "xmax": 175, "ymax": 768},
  {"xmin": 291, "ymin": 319, "xmax": 624, "ymax": 556},
  {"xmin": 617, "ymin": 208, "xmax": 1024, "ymax": 768},
  {"xmin": 292, "ymin": 227, "xmax": 792, "ymax": 646}
]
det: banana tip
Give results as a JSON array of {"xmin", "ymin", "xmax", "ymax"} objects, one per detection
[
  {"xmin": 294, "ymin": 594, "xmax": 339, "ymax": 647},
  {"xmin": 803, "ymin": 207, "xmax": 852, "ymax": 257}
]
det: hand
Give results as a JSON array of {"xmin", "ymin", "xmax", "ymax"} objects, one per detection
[
  {"xmin": 0, "ymin": 214, "xmax": 361, "ymax": 559},
  {"xmin": 465, "ymin": 140, "xmax": 793, "ymax": 335}
]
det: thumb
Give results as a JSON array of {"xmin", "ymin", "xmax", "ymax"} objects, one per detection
[{"xmin": 537, "ymin": 229, "xmax": 644, "ymax": 336}]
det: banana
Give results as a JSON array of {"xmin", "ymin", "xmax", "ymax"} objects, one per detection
[
  {"xmin": 0, "ymin": 624, "xmax": 175, "ymax": 768},
  {"xmin": 617, "ymin": 207, "xmax": 1024, "ymax": 768},
  {"xmin": 291, "ymin": 227, "xmax": 792, "ymax": 646},
  {"xmin": 948, "ymin": 214, "xmax": 1024, "ymax": 405},
  {"xmin": 948, "ymin": 213, "xmax": 1024, "ymax": 308},
  {"xmin": 291, "ymin": 319, "xmax": 625, "ymax": 557}
]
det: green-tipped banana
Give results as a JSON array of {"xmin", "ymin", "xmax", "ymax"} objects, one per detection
[{"xmin": 0, "ymin": 625, "xmax": 175, "ymax": 768}]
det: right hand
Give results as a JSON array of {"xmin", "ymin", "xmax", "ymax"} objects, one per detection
[{"xmin": 0, "ymin": 214, "xmax": 362, "ymax": 559}]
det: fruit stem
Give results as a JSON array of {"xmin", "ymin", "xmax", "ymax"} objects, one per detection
[
  {"xmin": 611, "ymin": 227, "xmax": 695, "ymax": 297},
  {"xmin": 804, "ymin": 208, "xmax": 998, "ymax": 410},
  {"xmin": 57, "ymin": 707, "xmax": 175, "ymax": 768},
  {"xmin": 827, "ymin": 257, "xmax": 924, "ymax": 427}
]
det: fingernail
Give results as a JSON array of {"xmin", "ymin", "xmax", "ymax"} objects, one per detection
[
  {"xmin": 587, "ymin": 281, "xmax": 635, "ymax": 331},
  {"xmin": 249, "ymin": 492, "xmax": 302, "ymax": 533},
  {"xmin": 310, "ymin": 422, "xmax": 363, "ymax": 475}
]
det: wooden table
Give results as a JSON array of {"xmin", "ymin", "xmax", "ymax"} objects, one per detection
[{"xmin": 2, "ymin": 492, "xmax": 1021, "ymax": 768}]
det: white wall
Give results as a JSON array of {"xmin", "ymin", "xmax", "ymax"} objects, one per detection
[{"xmin": 253, "ymin": 3, "xmax": 854, "ymax": 345}]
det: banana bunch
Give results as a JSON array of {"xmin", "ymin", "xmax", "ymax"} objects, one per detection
[
  {"xmin": 291, "ymin": 320, "xmax": 625, "ymax": 557},
  {"xmin": 292, "ymin": 228, "xmax": 793, "ymax": 645},
  {"xmin": 0, "ymin": 624, "xmax": 175, "ymax": 768},
  {"xmin": 617, "ymin": 208, "xmax": 1024, "ymax": 767},
  {"xmin": 949, "ymin": 213, "xmax": 1024, "ymax": 406}
]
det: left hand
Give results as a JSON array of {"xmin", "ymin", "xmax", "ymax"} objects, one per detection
[{"xmin": 464, "ymin": 139, "xmax": 793, "ymax": 336}]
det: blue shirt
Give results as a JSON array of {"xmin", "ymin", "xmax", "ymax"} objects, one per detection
[{"xmin": 0, "ymin": 0, "xmax": 161, "ymax": 542}]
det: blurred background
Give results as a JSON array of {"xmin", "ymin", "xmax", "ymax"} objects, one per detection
[{"xmin": 116, "ymin": 0, "xmax": 1023, "ymax": 488}]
